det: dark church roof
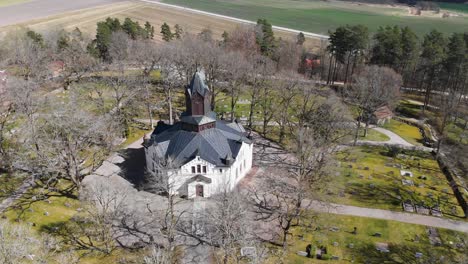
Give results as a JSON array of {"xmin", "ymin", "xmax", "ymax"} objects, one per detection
[
  {"xmin": 146, "ymin": 72, "xmax": 251, "ymax": 167},
  {"xmin": 188, "ymin": 72, "xmax": 209, "ymax": 97},
  {"xmin": 148, "ymin": 120, "xmax": 250, "ymax": 167}
]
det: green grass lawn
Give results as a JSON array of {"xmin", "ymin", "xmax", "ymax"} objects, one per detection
[
  {"xmin": 285, "ymin": 213, "xmax": 466, "ymax": 264},
  {"xmin": 358, "ymin": 128, "xmax": 390, "ymax": 142},
  {"xmin": 329, "ymin": 146, "xmax": 465, "ymax": 219},
  {"xmin": 383, "ymin": 119, "xmax": 423, "ymax": 145},
  {"xmin": 162, "ymin": 0, "xmax": 468, "ymax": 36}
]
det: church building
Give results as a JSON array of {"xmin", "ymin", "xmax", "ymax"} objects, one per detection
[{"xmin": 144, "ymin": 72, "xmax": 253, "ymax": 198}]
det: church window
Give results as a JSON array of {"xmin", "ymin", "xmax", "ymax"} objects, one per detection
[
  {"xmin": 197, "ymin": 165, "xmax": 201, "ymax": 173},
  {"xmin": 202, "ymin": 166, "xmax": 207, "ymax": 173},
  {"xmin": 191, "ymin": 166, "xmax": 196, "ymax": 173}
]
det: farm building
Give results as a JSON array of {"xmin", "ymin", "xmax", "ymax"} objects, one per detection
[
  {"xmin": 144, "ymin": 72, "xmax": 253, "ymax": 198},
  {"xmin": 371, "ymin": 105, "xmax": 394, "ymax": 125}
]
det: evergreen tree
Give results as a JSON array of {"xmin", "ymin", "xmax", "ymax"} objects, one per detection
[
  {"xmin": 420, "ymin": 30, "xmax": 447, "ymax": 111},
  {"xmin": 444, "ymin": 33, "xmax": 467, "ymax": 91},
  {"xmin": 57, "ymin": 31, "xmax": 70, "ymax": 51},
  {"xmin": 122, "ymin": 18, "xmax": 140, "ymax": 39},
  {"xmin": 26, "ymin": 30, "xmax": 44, "ymax": 47},
  {"xmin": 221, "ymin": 31, "xmax": 229, "ymax": 43},
  {"xmin": 297, "ymin": 32, "xmax": 305, "ymax": 45},
  {"xmin": 256, "ymin": 18, "xmax": 276, "ymax": 57},
  {"xmin": 95, "ymin": 21, "xmax": 113, "ymax": 60},
  {"xmin": 145, "ymin": 21, "xmax": 155, "ymax": 39},
  {"xmin": 399, "ymin": 26, "xmax": 419, "ymax": 83},
  {"xmin": 160, "ymin": 22, "xmax": 173, "ymax": 42},
  {"xmin": 174, "ymin": 24, "xmax": 183, "ymax": 39},
  {"xmin": 370, "ymin": 26, "xmax": 402, "ymax": 68}
]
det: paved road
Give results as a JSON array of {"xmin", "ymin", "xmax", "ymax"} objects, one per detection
[{"xmin": 0, "ymin": 0, "xmax": 124, "ymax": 27}]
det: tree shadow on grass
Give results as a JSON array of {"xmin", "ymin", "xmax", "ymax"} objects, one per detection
[{"xmin": 3, "ymin": 179, "xmax": 78, "ymax": 219}]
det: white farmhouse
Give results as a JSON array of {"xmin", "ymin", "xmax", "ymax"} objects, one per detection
[{"xmin": 144, "ymin": 72, "xmax": 253, "ymax": 198}]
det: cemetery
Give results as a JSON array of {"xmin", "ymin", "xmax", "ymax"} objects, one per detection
[
  {"xmin": 286, "ymin": 213, "xmax": 467, "ymax": 263},
  {"xmin": 330, "ymin": 146, "xmax": 465, "ymax": 219}
]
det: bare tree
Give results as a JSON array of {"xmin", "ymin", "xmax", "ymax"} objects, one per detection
[
  {"xmin": 0, "ymin": 220, "xmax": 55, "ymax": 263},
  {"xmin": 18, "ymin": 98, "xmax": 119, "ymax": 190},
  {"xmin": 347, "ymin": 65, "xmax": 402, "ymax": 144}
]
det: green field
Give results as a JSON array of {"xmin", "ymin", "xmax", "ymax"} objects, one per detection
[
  {"xmin": 383, "ymin": 119, "xmax": 423, "ymax": 146},
  {"xmin": 438, "ymin": 2, "xmax": 468, "ymax": 13},
  {"xmin": 162, "ymin": 0, "xmax": 468, "ymax": 36}
]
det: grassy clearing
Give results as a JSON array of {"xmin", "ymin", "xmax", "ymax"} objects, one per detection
[
  {"xmin": 328, "ymin": 146, "xmax": 465, "ymax": 219},
  {"xmin": 285, "ymin": 213, "xmax": 466, "ymax": 263},
  {"xmin": 357, "ymin": 128, "xmax": 390, "ymax": 142},
  {"xmin": 383, "ymin": 119, "xmax": 423, "ymax": 145},
  {"xmin": 162, "ymin": 0, "xmax": 468, "ymax": 36}
]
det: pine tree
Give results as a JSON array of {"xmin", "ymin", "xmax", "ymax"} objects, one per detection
[
  {"xmin": 221, "ymin": 31, "xmax": 229, "ymax": 43},
  {"xmin": 174, "ymin": 24, "xmax": 183, "ymax": 39},
  {"xmin": 256, "ymin": 18, "xmax": 276, "ymax": 57},
  {"xmin": 161, "ymin": 22, "xmax": 173, "ymax": 42},
  {"xmin": 144, "ymin": 21, "xmax": 155, "ymax": 39},
  {"xmin": 297, "ymin": 32, "xmax": 305, "ymax": 45}
]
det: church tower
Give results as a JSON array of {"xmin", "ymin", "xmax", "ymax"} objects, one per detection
[{"xmin": 180, "ymin": 72, "xmax": 216, "ymax": 132}]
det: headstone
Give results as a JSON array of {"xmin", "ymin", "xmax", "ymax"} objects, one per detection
[
  {"xmin": 333, "ymin": 241, "xmax": 339, "ymax": 247},
  {"xmin": 376, "ymin": 242, "xmax": 390, "ymax": 253},
  {"xmin": 296, "ymin": 251, "xmax": 308, "ymax": 257},
  {"xmin": 364, "ymin": 167, "xmax": 370, "ymax": 170},
  {"xmin": 64, "ymin": 202, "xmax": 71, "ymax": 208},
  {"xmin": 44, "ymin": 211, "xmax": 49, "ymax": 216},
  {"xmin": 415, "ymin": 252, "xmax": 423, "ymax": 258},
  {"xmin": 348, "ymin": 164, "xmax": 353, "ymax": 168},
  {"xmin": 329, "ymin": 226, "xmax": 340, "ymax": 232},
  {"xmin": 427, "ymin": 227, "xmax": 442, "ymax": 246},
  {"xmin": 348, "ymin": 243, "xmax": 354, "ymax": 249},
  {"xmin": 372, "ymin": 232, "xmax": 382, "ymax": 237},
  {"xmin": 240, "ymin": 247, "xmax": 256, "ymax": 258},
  {"xmin": 415, "ymin": 205, "xmax": 430, "ymax": 215},
  {"xmin": 305, "ymin": 244, "xmax": 312, "ymax": 258},
  {"xmin": 403, "ymin": 200, "xmax": 415, "ymax": 212},
  {"xmin": 332, "ymin": 256, "xmax": 339, "ymax": 260}
]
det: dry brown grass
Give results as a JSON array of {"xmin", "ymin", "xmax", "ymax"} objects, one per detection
[{"xmin": 0, "ymin": 1, "xmax": 322, "ymax": 49}]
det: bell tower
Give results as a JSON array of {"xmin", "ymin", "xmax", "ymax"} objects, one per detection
[{"xmin": 181, "ymin": 72, "xmax": 216, "ymax": 132}]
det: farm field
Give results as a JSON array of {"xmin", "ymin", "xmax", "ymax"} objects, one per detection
[
  {"xmin": 286, "ymin": 213, "xmax": 467, "ymax": 263},
  {"xmin": 0, "ymin": 0, "xmax": 31, "ymax": 7},
  {"xmin": 0, "ymin": 1, "xmax": 322, "ymax": 48},
  {"xmin": 162, "ymin": 0, "xmax": 468, "ymax": 36},
  {"xmin": 328, "ymin": 146, "xmax": 466, "ymax": 219}
]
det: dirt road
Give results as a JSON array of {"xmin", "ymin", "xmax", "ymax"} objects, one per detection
[{"xmin": 0, "ymin": 0, "xmax": 124, "ymax": 27}]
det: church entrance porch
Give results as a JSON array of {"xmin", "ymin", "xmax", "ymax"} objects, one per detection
[{"xmin": 196, "ymin": 184, "xmax": 204, "ymax": 197}]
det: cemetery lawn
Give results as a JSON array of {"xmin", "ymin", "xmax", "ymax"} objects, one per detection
[
  {"xmin": 0, "ymin": 173, "xmax": 26, "ymax": 202},
  {"xmin": 285, "ymin": 213, "xmax": 466, "ymax": 263},
  {"xmin": 328, "ymin": 146, "xmax": 465, "ymax": 219},
  {"xmin": 383, "ymin": 119, "xmax": 423, "ymax": 145}
]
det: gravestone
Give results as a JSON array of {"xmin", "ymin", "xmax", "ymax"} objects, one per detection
[
  {"xmin": 372, "ymin": 232, "xmax": 382, "ymax": 237},
  {"xmin": 416, "ymin": 205, "xmax": 430, "ymax": 215},
  {"xmin": 375, "ymin": 242, "xmax": 390, "ymax": 253},
  {"xmin": 427, "ymin": 227, "xmax": 442, "ymax": 246},
  {"xmin": 240, "ymin": 247, "xmax": 257, "ymax": 258},
  {"xmin": 415, "ymin": 252, "xmax": 423, "ymax": 258},
  {"xmin": 403, "ymin": 200, "xmax": 415, "ymax": 212}
]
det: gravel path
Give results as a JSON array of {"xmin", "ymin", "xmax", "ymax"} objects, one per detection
[
  {"xmin": 359, "ymin": 127, "xmax": 412, "ymax": 146},
  {"xmin": 310, "ymin": 201, "xmax": 468, "ymax": 233}
]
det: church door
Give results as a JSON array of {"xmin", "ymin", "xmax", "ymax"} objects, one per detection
[{"xmin": 196, "ymin": 184, "xmax": 204, "ymax": 197}]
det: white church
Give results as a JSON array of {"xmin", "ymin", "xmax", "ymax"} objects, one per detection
[{"xmin": 143, "ymin": 72, "xmax": 253, "ymax": 198}]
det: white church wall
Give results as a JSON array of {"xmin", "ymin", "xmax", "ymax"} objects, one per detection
[{"xmin": 146, "ymin": 141, "xmax": 254, "ymax": 199}]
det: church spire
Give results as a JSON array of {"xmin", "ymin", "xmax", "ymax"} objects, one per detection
[{"xmin": 185, "ymin": 72, "xmax": 211, "ymax": 116}]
